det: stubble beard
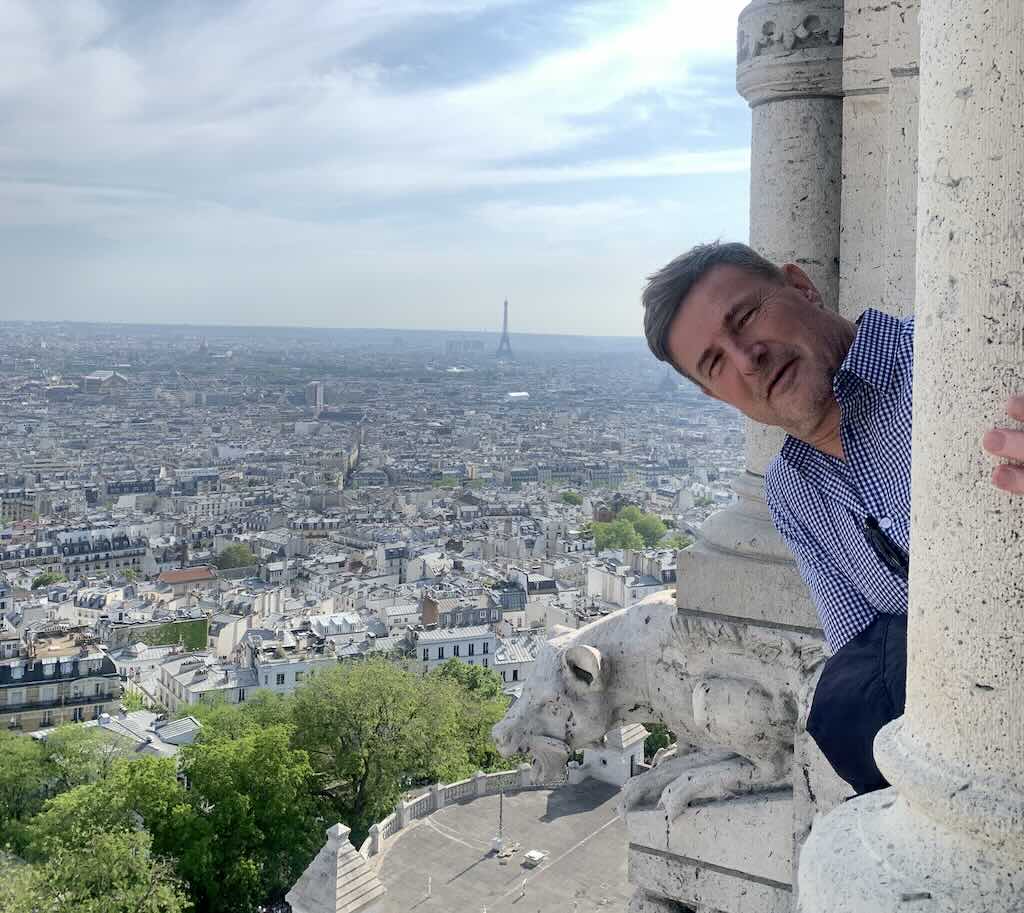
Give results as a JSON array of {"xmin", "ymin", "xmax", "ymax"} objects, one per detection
[{"xmin": 778, "ymin": 361, "xmax": 837, "ymax": 442}]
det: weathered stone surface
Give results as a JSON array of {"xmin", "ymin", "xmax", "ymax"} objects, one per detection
[
  {"xmin": 737, "ymin": 0, "xmax": 844, "ymax": 107},
  {"xmin": 678, "ymin": 474, "xmax": 820, "ymax": 631},
  {"xmin": 739, "ymin": 3, "xmax": 844, "ymax": 474},
  {"xmin": 882, "ymin": 73, "xmax": 918, "ymax": 317},
  {"xmin": 287, "ymin": 823, "xmax": 386, "ymax": 913},
  {"xmin": 798, "ymin": 0, "xmax": 1024, "ymax": 907},
  {"xmin": 492, "ymin": 590, "xmax": 824, "ymax": 814},
  {"xmin": 628, "ymin": 790, "xmax": 793, "ymax": 884},
  {"xmin": 838, "ymin": 93, "xmax": 887, "ymax": 319},
  {"xmin": 629, "ymin": 843, "xmax": 790, "ymax": 913},
  {"xmin": 839, "ymin": 1, "xmax": 920, "ymax": 322}
]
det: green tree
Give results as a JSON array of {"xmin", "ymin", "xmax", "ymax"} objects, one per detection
[
  {"xmin": 643, "ymin": 723, "xmax": 675, "ymax": 762},
  {"xmin": 560, "ymin": 491, "xmax": 582, "ymax": 506},
  {"xmin": 215, "ymin": 543, "xmax": 257, "ymax": 570},
  {"xmin": 181, "ymin": 724, "xmax": 319, "ymax": 913},
  {"xmin": 26, "ymin": 757, "xmax": 200, "ymax": 877},
  {"xmin": 42, "ymin": 725, "xmax": 132, "ymax": 792},
  {"xmin": 591, "ymin": 518, "xmax": 643, "ymax": 551},
  {"xmin": 0, "ymin": 732, "xmax": 48, "ymax": 849},
  {"xmin": 290, "ymin": 660, "xmax": 466, "ymax": 844},
  {"xmin": 632, "ymin": 513, "xmax": 667, "ymax": 547},
  {"xmin": 616, "ymin": 505, "xmax": 643, "ymax": 525},
  {"xmin": 432, "ymin": 660, "xmax": 514, "ymax": 772},
  {"xmin": 661, "ymin": 532, "xmax": 694, "ymax": 551},
  {"xmin": 185, "ymin": 690, "xmax": 291, "ymax": 742},
  {"xmin": 1, "ymin": 828, "xmax": 188, "ymax": 913},
  {"xmin": 31, "ymin": 571, "xmax": 66, "ymax": 590},
  {"xmin": 121, "ymin": 689, "xmax": 146, "ymax": 712}
]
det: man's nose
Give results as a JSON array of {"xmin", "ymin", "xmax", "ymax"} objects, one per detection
[{"xmin": 727, "ymin": 338, "xmax": 767, "ymax": 376}]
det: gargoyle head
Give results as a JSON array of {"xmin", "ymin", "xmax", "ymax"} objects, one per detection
[{"xmin": 492, "ymin": 628, "xmax": 615, "ymax": 783}]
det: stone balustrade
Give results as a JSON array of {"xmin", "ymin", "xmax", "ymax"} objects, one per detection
[{"xmin": 357, "ymin": 762, "xmax": 535, "ymax": 859}]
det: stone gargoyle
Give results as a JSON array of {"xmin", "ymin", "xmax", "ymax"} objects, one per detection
[{"xmin": 492, "ymin": 590, "xmax": 824, "ymax": 820}]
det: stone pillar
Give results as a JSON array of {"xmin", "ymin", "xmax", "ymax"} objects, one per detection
[
  {"xmin": 682, "ymin": 0, "xmax": 845, "ymax": 632},
  {"xmin": 797, "ymin": 2, "xmax": 1024, "ymax": 908},
  {"xmin": 517, "ymin": 762, "xmax": 532, "ymax": 787},
  {"xmin": 395, "ymin": 799, "xmax": 408, "ymax": 830},
  {"xmin": 367, "ymin": 822, "xmax": 382, "ymax": 856},
  {"xmin": 473, "ymin": 770, "xmax": 488, "ymax": 797},
  {"xmin": 430, "ymin": 782, "xmax": 446, "ymax": 811},
  {"xmin": 635, "ymin": 11, "xmax": 849, "ymax": 913},
  {"xmin": 737, "ymin": 0, "xmax": 844, "ymax": 473}
]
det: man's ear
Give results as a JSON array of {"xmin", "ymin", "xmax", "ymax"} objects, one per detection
[{"xmin": 781, "ymin": 263, "xmax": 821, "ymax": 304}]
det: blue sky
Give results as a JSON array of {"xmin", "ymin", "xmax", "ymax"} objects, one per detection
[{"xmin": 0, "ymin": 0, "xmax": 751, "ymax": 336}]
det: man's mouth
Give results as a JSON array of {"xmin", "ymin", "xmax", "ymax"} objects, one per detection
[{"xmin": 767, "ymin": 358, "xmax": 797, "ymax": 400}]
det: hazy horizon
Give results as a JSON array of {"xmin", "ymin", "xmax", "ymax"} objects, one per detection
[{"xmin": 2, "ymin": 0, "xmax": 751, "ymax": 336}]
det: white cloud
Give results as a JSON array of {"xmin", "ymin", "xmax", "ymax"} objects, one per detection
[{"xmin": 0, "ymin": 0, "xmax": 752, "ymax": 332}]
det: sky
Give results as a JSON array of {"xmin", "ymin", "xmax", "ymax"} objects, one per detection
[{"xmin": 0, "ymin": 0, "xmax": 752, "ymax": 337}]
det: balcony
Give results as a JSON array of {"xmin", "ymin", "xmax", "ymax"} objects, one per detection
[{"xmin": 1, "ymin": 691, "xmax": 119, "ymax": 714}]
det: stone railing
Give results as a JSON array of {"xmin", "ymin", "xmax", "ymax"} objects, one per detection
[{"xmin": 358, "ymin": 763, "xmax": 536, "ymax": 858}]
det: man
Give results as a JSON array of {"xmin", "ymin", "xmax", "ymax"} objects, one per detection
[{"xmin": 641, "ymin": 241, "xmax": 1023, "ymax": 793}]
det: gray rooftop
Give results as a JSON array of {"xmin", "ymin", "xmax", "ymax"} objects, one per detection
[
  {"xmin": 415, "ymin": 624, "xmax": 492, "ymax": 642},
  {"xmin": 375, "ymin": 780, "xmax": 629, "ymax": 912}
]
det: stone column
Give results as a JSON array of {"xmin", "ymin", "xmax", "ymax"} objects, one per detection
[
  {"xmin": 633, "ymin": 8, "xmax": 848, "ymax": 912},
  {"xmin": 737, "ymin": 0, "xmax": 844, "ymax": 473},
  {"xmin": 797, "ymin": 2, "xmax": 1024, "ymax": 909},
  {"xmin": 684, "ymin": 0, "xmax": 845, "ymax": 615}
]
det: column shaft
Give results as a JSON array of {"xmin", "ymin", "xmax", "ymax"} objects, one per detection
[
  {"xmin": 746, "ymin": 96, "xmax": 842, "ymax": 473},
  {"xmin": 873, "ymin": 0, "xmax": 1024, "ymax": 843},
  {"xmin": 797, "ymin": 1, "xmax": 1024, "ymax": 908}
]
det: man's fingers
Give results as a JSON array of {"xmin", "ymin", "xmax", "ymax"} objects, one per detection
[
  {"xmin": 993, "ymin": 464, "xmax": 1024, "ymax": 495},
  {"xmin": 983, "ymin": 428, "xmax": 1024, "ymax": 462},
  {"xmin": 1007, "ymin": 395, "xmax": 1024, "ymax": 423}
]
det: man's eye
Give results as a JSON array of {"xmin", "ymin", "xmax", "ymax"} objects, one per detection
[
  {"xmin": 710, "ymin": 354, "xmax": 722, "ymax": 378},
  {"xmin": 739, "ymin": 306, "xmax": 757, "ymax": 328}
]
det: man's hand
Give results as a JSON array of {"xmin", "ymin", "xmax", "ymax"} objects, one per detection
[{"xmin": 983, "ymin": 396, "xmax": 1024, "ymax": 494}]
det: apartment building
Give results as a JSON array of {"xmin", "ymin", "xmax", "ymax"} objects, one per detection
[
  {"xmin": 414, "ymin": 625, "xmax": 496, "ymax": 674},
  {"xmin": 0, "ymin": 632, "xmax": 121, "ymax": 732}
]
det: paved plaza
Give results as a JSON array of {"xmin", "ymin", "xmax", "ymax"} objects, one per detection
[{"xmin": 375, "ymin": 780, "xmax": 631, "ymax": 913}]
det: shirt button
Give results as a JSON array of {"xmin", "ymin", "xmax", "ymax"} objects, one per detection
[{"xmin": 879, "ymin": 517, "xmax": 893, "ymax": 530}]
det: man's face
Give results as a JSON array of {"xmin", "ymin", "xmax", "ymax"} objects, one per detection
[{"xmin": 665, "ymin": 263, "xmax": 853, "ymax": 440}]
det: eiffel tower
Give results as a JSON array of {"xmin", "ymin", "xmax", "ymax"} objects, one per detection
[{"xmin": 495, "ymin": 298, "xmax": 513, "ymax": 357}]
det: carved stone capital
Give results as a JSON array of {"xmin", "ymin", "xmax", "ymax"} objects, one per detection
[{"xmin": 737, "ymin": 0, "xmax": 844, "ymax": 107}]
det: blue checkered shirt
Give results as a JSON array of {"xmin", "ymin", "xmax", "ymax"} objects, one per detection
[{"xmin": 764, "ymin": 308, "xmax": 913, "ymax": 653}]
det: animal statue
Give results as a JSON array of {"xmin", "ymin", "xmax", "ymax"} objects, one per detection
[{"xmin": 492, "ymin": 590, "xmax": 825, "ymax": 820}]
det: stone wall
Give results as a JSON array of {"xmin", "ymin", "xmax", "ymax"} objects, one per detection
[{"xmin": 839, "ymin": 1, "xmax": 920, "ymax": 320}]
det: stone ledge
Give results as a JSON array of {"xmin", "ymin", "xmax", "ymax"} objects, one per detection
[
  {"xmin": 627, "ymin": 789, "xmax": 793, "ymax": 885},
  {"xmin": 629, "ymin": 842, "xmax": 791, "ymax": 913}
]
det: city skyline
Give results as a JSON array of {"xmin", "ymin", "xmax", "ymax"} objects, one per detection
[{"xmin": 2, "ymin": 0, "xmax": 751, "ymax": 336}]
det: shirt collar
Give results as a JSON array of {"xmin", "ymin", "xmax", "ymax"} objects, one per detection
[
  {"xmin": 833, "ymin": 307, "xmax": 905, "ymax": 400},
  {"xmin": 778, "ymin": 308, "xmax": 904, "ymax": 471}
]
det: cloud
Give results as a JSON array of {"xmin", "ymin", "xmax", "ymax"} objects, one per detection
[{"xmin": 0, "ymin": 0, "xmax": 752, "ymax": 332}]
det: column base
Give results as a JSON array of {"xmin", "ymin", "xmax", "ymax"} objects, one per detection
[
  {"xmin": 680, "ymin": 471, "xmax": 820, "ymax": 631},
  {"xmin": 797, "ymin": 788, "xmax": 1024, "ymax": 912}
]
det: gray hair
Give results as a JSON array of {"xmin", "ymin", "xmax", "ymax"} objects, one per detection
[{"xmin": 641, "ymin": 241, "xmax": 783, "ymax": 379}]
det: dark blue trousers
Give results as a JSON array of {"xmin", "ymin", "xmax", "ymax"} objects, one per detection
[{"xmin": 806, "ymin": 612, "xmax": 908, "ymax": 795}]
